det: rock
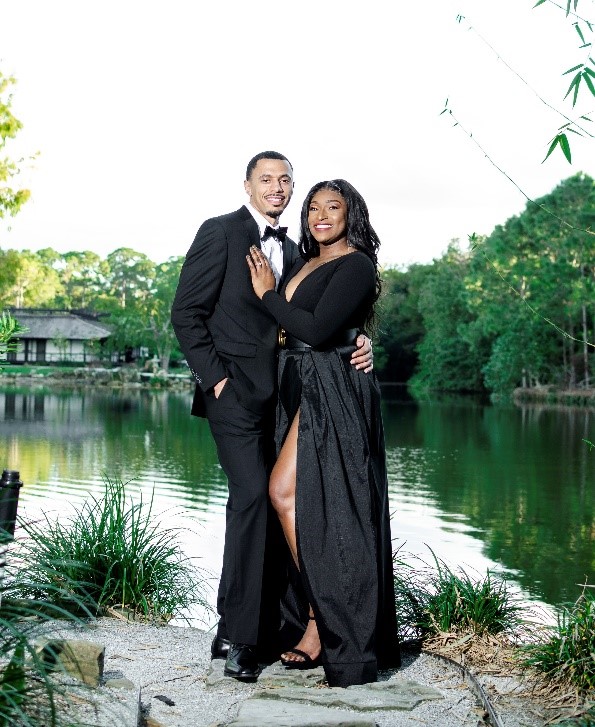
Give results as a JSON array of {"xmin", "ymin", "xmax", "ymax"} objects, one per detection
[
  {"xmin": 228, "ymin": 698, "xmax": 377, "ymax": 727},
  {"xmin": 252, "ymin": 678, "xmax": 443, "ymax": 711},
  {"xmin": 34, "ymin": 638, "xmax": 105, "ymax": 687},
  {"xmin": 104, "ymin": 677, "xmax": 136, "ymax": 690},
  {"xmin": 258, "ymin": 661, "xmax": 327, "ymax": 688}
]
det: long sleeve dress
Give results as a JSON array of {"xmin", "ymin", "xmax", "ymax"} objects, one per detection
[{"xmin": 261, "ymin": 251, "xmax": 400, "ymax": 687}]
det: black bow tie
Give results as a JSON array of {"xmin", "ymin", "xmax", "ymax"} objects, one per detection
[{"xmin": 262, "ymin": 225, "xmax": 287, "ymax": 242}]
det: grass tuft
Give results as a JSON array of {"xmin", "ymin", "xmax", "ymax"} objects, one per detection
[
  {"xmin": 13, "ymin": 476, "xmax": 211, "ymax": 623},
  {"xmin": 394, "ymin": 547, "xmax": 522, "ymax": 639},
  {"xmin": 519, "ymin": 587, "xmax": 595, "ymax": 693}
]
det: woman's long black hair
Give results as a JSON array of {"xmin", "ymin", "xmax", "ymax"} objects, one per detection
[{"xmin": 298, "ymin": 179, "xmax": 382, "ymax": 333}]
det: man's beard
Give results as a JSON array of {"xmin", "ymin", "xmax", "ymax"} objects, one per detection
[{"xmin": 266, "ymin": 209, "xmax": 283, "ymax": 219}]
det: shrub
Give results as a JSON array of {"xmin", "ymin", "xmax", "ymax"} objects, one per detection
[
  {"xmin": 520, "ymin": 588, "xmax": 595, "ymax": 693},
  {"xmin": 394, "ymin": 548, "xmax": 522, "ymax": 639},
  {"xmin": 14, "ymin": 477, "xmax": 211, "ymax": 623}
]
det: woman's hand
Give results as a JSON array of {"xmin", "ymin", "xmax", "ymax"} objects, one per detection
[
  {"xmin": 246, "ymin": 245, "xmax": 276, "ymax": 299},
  {"xmin": 351, "ymin": 334, "xmax": 373, "ymax": 373}
]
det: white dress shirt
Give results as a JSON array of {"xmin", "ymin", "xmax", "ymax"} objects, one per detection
[{"xmin": 245, "ymin": 204, "xmax": 284, "ymax": 289}]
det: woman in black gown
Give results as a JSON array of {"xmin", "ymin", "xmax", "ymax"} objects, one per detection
[{"xmin": 247, "ymin": 179, "xmax": 399, "ymax": 687}]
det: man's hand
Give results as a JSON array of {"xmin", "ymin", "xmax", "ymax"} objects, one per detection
[
  {"xmin": 351, "ymin": 334, "xmax": 373, "ymax": 373},
  {"xmin": 213, "ymin": 378, "xmax": 228, "ymax": 398},
  {"xmin": 246, "ymin": 246, "xmax": 276, "ymax": 299}
]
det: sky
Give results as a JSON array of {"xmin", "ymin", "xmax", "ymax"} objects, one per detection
[{"xmin": 1, "ymin": 0, "xmax": 594, "ymax": 268}]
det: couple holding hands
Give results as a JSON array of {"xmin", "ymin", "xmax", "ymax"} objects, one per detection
[{"xmin": 171, "ymin": 151, "xmax": 400, "ymax": 688}]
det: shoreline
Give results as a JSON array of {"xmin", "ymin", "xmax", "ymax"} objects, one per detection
[{"xmin": 1, "ymin": 370, "xmax": 595, "ymax": 409}]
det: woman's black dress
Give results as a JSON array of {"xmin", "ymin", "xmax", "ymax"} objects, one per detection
[{"xmin": 261, "ymin": 251, "xmax": 400, "ymax": 687}]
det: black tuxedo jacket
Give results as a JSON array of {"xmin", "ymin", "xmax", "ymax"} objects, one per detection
[{"xmin": 171, "ymin": 205, "xmax": 299, "ymax": 417}]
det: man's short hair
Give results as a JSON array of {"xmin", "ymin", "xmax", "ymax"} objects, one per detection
[{"xmin": 246, "ymin": 151, "xmax": 293, "ymax": 181}]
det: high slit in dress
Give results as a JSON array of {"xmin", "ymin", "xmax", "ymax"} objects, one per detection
[{"xmin": 261, "ymin": 251, "xmax": 400, "ymax": 687}]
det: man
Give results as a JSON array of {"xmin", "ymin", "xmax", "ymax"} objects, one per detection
[{"xmin": 171, "ymin": 151, "xmax": 372, "ymax": 681}]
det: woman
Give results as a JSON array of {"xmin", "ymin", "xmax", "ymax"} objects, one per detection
[{"xmin": 246, "ymin": 179, "xmax": 400, "ymax": 687}]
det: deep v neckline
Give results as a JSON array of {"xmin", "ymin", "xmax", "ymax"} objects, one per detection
[{"xmin": 284, "ymin": 252, "xmax": 356, "ymax": 303}]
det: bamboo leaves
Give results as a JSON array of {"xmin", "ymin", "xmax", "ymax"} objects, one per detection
[
  {"xmin": 543, "ymin": 132, "xmax": 572, "ymax": 162},
  {"xmin": 563, "ymin": 62, "xmax": 595, "ymax": 107},
  {"xmin": 531, "ymin": 0, "xmax": 595, "ymax": 163}
]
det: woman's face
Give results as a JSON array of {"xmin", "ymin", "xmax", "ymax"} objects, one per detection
[{"xmin": 307, "ymin": 188, "xmax": 348, "ymax": 248}]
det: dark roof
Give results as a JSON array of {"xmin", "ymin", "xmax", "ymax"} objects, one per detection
[{"xmin": 10, "ymin": 311, "xmax": 112, "ymax": 340}]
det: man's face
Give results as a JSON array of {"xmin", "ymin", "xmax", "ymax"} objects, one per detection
[{"xmin": 244, "ymin": 158, "xmax": 294, "ymax": 223}]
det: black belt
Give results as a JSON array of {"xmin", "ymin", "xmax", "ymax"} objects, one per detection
[{"xmin": 279, "ymin": 328, "xmax": 359, "ymax": 350}]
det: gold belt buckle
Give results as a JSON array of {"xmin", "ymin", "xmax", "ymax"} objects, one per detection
[{"xmin": 278, "ymin": 327, "xmax": 286, "ymax": 347}]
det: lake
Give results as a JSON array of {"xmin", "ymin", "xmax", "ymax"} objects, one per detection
[{"xmin": 1, "ymin": 384, "xmax": 593, "ymax": 626}]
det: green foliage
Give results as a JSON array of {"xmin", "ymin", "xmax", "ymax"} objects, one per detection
[
  {"xmin": 394, "ymin": 549, "xmax": 522, "ymax": 639},
  {"xmin": 0, "ymin": 250, "xmax": 63, "ymax": 308},
  {"xmin": 134, "ymin": 256, "xmax": 184, "ymax": 373},
  {"xmin": 51, "ymin": 250, "xmax": 107, "ymax": 309},
  {"xmin": 376, "ymin": 264, "xmax": 432, "ymax": 382},
  {"xmin": 544, "ymin": 132, "xmax": 572, "ymax": 163},
  {"xmin": 14, "ymin": 477, "xmax": 211, "ymax": 622},
  {"xmin": 0, "ymin": 311, "xmax": 27, "ymax": 370},
  {"xmin": 467, "ymin": 173, "xmax": 595, "ymax": 394},
  {"xmin": 421, "ymin": 565, "xmax": 521, "ymax": 636},
  {"xmin": 0, "ymin": 245, "xmax": 184, "ymax": 369},
  {"xmin": 410, "ymin": 243, "xmax": 486, "ymax": 393},
  {"xmin": 0, "ymin": 72, "xmax": 31, "ymax": 222},
  {"xmin": 520, "ymin": 588, "xmax": 595, "ymax": 692},
  {"xmin": 533, "ymin": 0, "xmax": 595, "ymax": 162},
  {"xmin": 556, "ymin": 707, "xmax": 595, "ymax": 726}
]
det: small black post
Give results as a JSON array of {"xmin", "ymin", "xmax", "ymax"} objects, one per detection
[
  {"xmin": 0, "ymin": 470, "xmax": 23, "ymax": 541},
  {"xmin": 0, "ymin": 470, "xmax": 22, "ymax": 605}
]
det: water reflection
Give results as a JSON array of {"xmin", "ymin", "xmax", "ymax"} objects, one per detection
[
  {"xmin": 0, "ymin": 385, "xmax": 593, "ymax": 616},
  {"xmin": 382, "ymin": 392, "xmax": 594, "ymax": 605}
]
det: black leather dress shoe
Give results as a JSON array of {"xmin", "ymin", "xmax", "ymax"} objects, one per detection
[
  {"xmin": 223, "ymin": 643, "xmax": 261, "ymax": 681},
  {"xmin": 210, "ymin": 635, "xmax": 231, "ymax": 660}
]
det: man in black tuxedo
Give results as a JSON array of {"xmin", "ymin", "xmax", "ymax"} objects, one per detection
[{"xmin": 171, "ymin": 151, "xmax": 372, "ymax": 680}]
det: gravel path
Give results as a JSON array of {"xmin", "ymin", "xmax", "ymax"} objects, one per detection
[{"xmin": 43, "ymin": 618, "xmax": 549, "ymax": 727}]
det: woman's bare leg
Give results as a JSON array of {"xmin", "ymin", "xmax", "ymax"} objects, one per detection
[{"xmin": 269, "ymin": 410, "xmax": 321, "ymax": 663}]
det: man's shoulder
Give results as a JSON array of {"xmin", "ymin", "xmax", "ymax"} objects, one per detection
[
  {"xmin": 206, "ymin": 206, "xmax": 250, "ymax": 227},
  {"xmin": 192, "ymin": 207, "xmax": 253, "ymax": 241}
]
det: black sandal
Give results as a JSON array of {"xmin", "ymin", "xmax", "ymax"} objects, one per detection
[{"xmin": 280, "ymin": 647, "xmax": 321, "ymax": 670}]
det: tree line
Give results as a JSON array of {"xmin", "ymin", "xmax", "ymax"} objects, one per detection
[
  {"xmin": 377, "ymin": 173, "xmax": 594, "ymax": 395},
  {"xmin": 1, "ymin": 173, "xmax": 593, "ymax": 394}
]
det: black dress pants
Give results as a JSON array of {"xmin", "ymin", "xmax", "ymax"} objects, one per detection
[{"xmin": 204, "ymin": 383, "xmax": 280, "ymax": 648}]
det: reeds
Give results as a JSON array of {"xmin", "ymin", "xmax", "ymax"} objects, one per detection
[
  {"xmin": 14, "ymin": 476, "xmax": 211, "ymax": 623},
  {"xmin": 519, "ymin": 587, "xmax": 595, "ymax": 692},
  {"xmin": 395, "ymin": 548, "xmax": 595, "ymax": 705},
  {"xmin": 394, "ymin": 548, "xmax": 522, "ymax": 640}
]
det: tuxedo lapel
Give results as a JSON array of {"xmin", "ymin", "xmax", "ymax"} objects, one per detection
[
  {"xmin": 280, "ymin": 238, "xmax": 296, "ymax": 287},
  {"xmin": 239, "ymin": 205, "xmax": 262, "ymax": 250}
]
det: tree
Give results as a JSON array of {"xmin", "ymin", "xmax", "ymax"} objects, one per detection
[
  {"xmin": 138, "ymin": 256, "xmax": 184, "ymax": 373},
  {"xmin": 0, "ymin": 71, "xmax": 31, "ymax": 222},
  {"xmin": 467, "ymin": 173, "xmax": 594, "ymax": 392},
  {"xmin": 410, "ymin": 243, "xmax": 486, "ymax": 393},
  {"xmin": 0, "ymin": 249, "xmax": 63, "ymax": 308},
  {"xmin": 52, "ymin": 250, "xmax": 107, "ymax": 309},
  {"xmin": 376, "ymin": 264, "xmax": 433, "ymax": 382},
  {"xmin": 105, "ymin": 248, "xmax": 155, "ymax": 309}
]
